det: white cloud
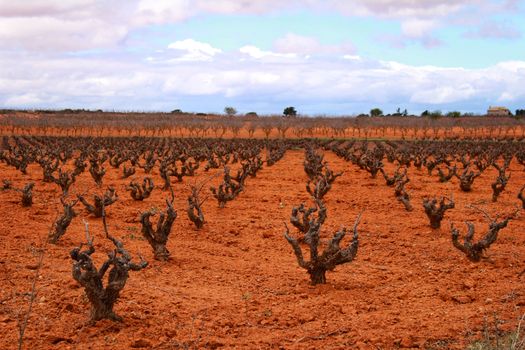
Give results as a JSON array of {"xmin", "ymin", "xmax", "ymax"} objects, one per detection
[
  {"xmin": 498, "ymin": 92, "xmax": 514, "ymax": 102},
  {"xmin": 239, "ymin": 45, "xmax": 296, "ymax": 59},
  {"xmin": 273, "ymin": 33, "xmax": 355, "ymax": 55},
  {"xmin": 401, "ymin": 19, "xmax": 438, "ymax": 38},
  {"xmin": 4, "ymin": 93, "xmax": 45, "ymax": 106},
  {"xmin": 411, "ymin": 85, "xmax": 477, "ymax": 104},
  {"xmin": 167, "ymin": 39, "xmax": 222, "ymax": 61},
  {"xmin": 0, "ymin": 1, "xmax": 522, "ymax": 113},
  {"xmin": 1, "ymin": 40, "xmax": 524, "ymax": 113},
  {"xmin": 274, "ymin": 33, "xmax": 321, "ymax": 55},
  {"xmin": 163, "ymin": 72, "xmax": 222, "ymax": 95},
  {"xmin": 495, "ymin": 61, "xmax": 525, "ymax": 72}
]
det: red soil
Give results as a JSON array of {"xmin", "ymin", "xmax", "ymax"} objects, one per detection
[{"xmin": 1, "ymin": 150, "xmax": 525, "ymax": 349}]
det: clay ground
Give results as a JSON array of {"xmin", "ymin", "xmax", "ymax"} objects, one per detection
[{"xmin": 1, "ymin": 149, "xmax": 525, "ymax": 349}]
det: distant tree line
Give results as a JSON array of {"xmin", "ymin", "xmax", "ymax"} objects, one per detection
[{"xmin": 3, "ymin": 105, "xmax": 523, "ymax": 118}]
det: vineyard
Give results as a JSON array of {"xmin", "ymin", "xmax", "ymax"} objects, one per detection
[
  {"xmin": 1, "ymin": 132, "xmax": 525, "ymax": 349},
  {"xmin": 2, "ymin": 110, "xmax": 525, "ymax": 140}
]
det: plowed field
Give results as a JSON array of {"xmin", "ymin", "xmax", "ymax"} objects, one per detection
[{"xmin": 1, "ymin": 148, "xmax": 525, "ymax": 349}]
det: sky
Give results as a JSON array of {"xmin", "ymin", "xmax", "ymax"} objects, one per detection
[{"xmin": 0, "ymin": 0, "xmax": 524, "ymax": 115}]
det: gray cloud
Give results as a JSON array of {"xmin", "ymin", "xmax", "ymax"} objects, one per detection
[
  {"xmin": 330, "ymin": 0, "xmax": 471, "ymax": 18},
  {"xmin": 0, "ymin": 0, "xmax": 94, "ymax": 17},
  {"xmin": 464, "ymin": 21, "xmax": 522, "ymax": 39},
  {"xmin": 0, "ymin": 0, "xmax": 515, "ymax": 51}
]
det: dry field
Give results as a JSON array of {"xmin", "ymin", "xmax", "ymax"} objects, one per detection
[{"xmin": 1, "ymin": 136, "xmax": 524, "ymax": 349}]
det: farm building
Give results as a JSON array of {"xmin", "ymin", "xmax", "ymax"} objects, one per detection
[{"xmin": 487, "ymin": 106, "xmax": 511, "ymax": 116}]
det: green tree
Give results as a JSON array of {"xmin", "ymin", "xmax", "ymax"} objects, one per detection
[
  {"xmin": 446, "ymin": 111, "xmax": 462, "ymax": 118},
  {"xmin": 224, "ymin": 106, "xmax": 237, "ymax": 116},
  {"xmin": 283, "ymin": 106, "xmax": 297, "ymax": 117},
  {"xmin": 428, "ymin": 110, "xmax": 443, "ymax": 120},
  {"xmin": 370, "ymin": 108, "xmax": 383, "ymax": 117}
]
